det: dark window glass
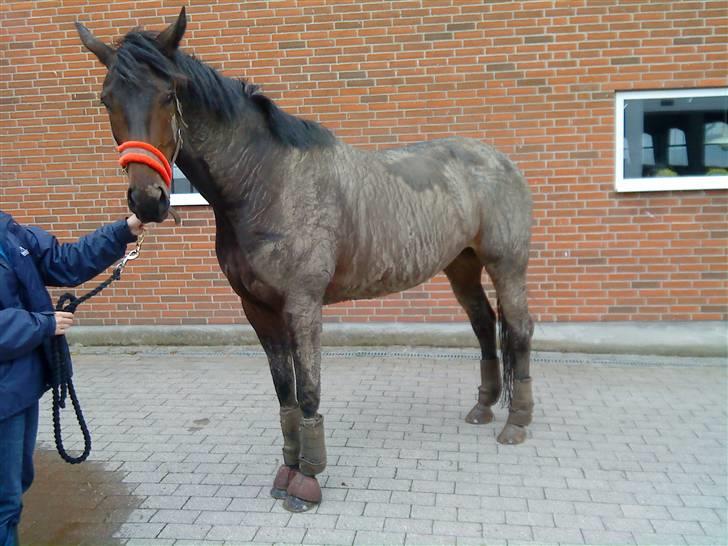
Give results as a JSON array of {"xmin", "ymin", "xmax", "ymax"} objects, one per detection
[
  {"xmin": 623, "ymin": 95, "xmax": 728, "ymax": 178},
  {"xmin": 171, "ymin": 166, "xmax": 199, "ymax": 194}
]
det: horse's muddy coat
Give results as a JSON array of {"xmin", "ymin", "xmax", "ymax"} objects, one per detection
[{"xmin": 76, "ymin": 7, "xmax": 535, "ymax": 512}]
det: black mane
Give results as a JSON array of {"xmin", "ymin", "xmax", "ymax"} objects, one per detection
[{"xmin": 111, "ymin": 30, "xmax": 335, "ymax": 149}]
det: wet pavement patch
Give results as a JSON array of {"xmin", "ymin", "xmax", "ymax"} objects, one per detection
[{"xmin": 19, "ymin": 450, "xmax": 138, "ymax": 546}]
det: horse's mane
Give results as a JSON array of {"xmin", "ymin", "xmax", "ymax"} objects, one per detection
[{"xmin": 112, "ymin": 30, "xmax": 335, "ymax": 150}]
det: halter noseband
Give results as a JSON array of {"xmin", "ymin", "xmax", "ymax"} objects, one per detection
[
  {"xmin": 118, "ymin": 141, "xmax": 172, "ymax": 188},
  {"xmin": 117, "ymin": 96, "xmax": 186, "ymax": 189}
]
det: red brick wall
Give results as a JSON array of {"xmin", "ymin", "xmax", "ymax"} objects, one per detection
[{"xmin": 1, "ymin": 1, "xmax": 727, "ymax": 325}]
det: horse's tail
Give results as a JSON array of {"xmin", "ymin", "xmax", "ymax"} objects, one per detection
[{"xmin": 497, "ymin": 298, "xmax": 515, "ymax": 407}]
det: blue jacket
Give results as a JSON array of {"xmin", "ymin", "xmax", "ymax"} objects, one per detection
[{"xmin": 0, "ymin": 212, "xmax": 136, "ymax": 420}]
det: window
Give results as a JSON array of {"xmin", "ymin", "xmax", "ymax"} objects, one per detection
[
  {"xmin": 615, "ymin": 88, "xmax": 728, "ymax": 192},
  {"xmin": 170, "ymin": 165, "xmax": 208, "ymax": 205}
]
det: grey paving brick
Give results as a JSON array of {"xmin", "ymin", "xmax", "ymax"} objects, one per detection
[
  {"xmin": 404, "ymin": 533, "xmax": 457, "ymax": 545},
  {"xmin": 603, "ymin": 516, "xmax": 655, "ymax": 533},
  {"xmin": 582, "ymin": 529, "xmax": 636, "ymax": 545},
  {"xmin": 669, "ymin": 506, "xmax": 722, "ymax": 523},
  {"xmin": 433, "ymin": 520, "xmax": 482, "ymax": 537},
  {"xmin": 527, "ymin": 498, "xmax": 576, "ymax": 514},
  {"xmin": 353, "ymin": 530, "xmax": 405, "ymax": 545},
  {"xmin": 505, "ymin": 511, "xmax": 554, "ymax": 527},
  {"xmin": 317, "ymin": 500, "xmax": 366, "ymax": 516},
  {"xmin": 622, "ymin": 504, "xmax": 672, "ymax": 519},
  {"xmin": 364, "ymin": 502, "xmax": 410, "ymax": 518},
  {"xmin": 633, "ymin": 532, "xmax": 688, "ymax": 545},
  {"xmin": 158, "ymin": 523, "xmax": 211, "ymax": 540},
  {"xmin": 532, "ymin": 526, "xmax": 584, "ymax": 544},
  {"xmin": 113, "ymin": 523, "xmax": 166, "ymax": 539},
  {"xmin": 193, "ymin": 511, "xmax": 244, "ymax": 525},
  {"xmin": 253, "ymin": 526, "xmax": 306, "ymax": 543},
  {"xmin": 411, "ymin": 505, "xmax": 457, "ymax": 522},
  {"xmin": 481, "ymin": 523, "xmax": 533, "ymax": 541},
  {"xmin": 384, "ymin": 517, "xmax": 433, "ymax": 534},
  {"xmin": 183, "ymin": 496, "xmax": 232, "ymax": 511},
  {"xmin": 336, "ymin": 515, "xmax": 385, "ymax": 531},
  {"xmin": 150, "ymin": 510, "xmax": 200, "ymax": 524},
  {"xmin": 459, "ymin": 508, "xmax": 505, "ymax": 524},
  {"xmin": 304, "ymin": 528, "xmax": 355, "ymax": 546},
  {"xmin": 125, "ymin": 538, "xmax": 175, "ymax": 546},
  {"xmin": 205, "ymin": 525, "xmax": 258, "ymax": 541},
  {"xmin": 651, "ymin": 518, "xmax": 707, "ymax": 535},
  {"xmin": 140, "ymin": 496, "xmax": 188, "ymax": 510},
  {"xmin": 553, "ymin": 513, "xmax": 605, "ymax": 530},
  {"xmin": 289, "ymin": 513, "xmax": 340, "ymax": 529},
  {"xmin": 240, "ymin": 512, "xmax": 291, "ymax": 527},
  {"xmin": 227, "ymin": 498, "xmax": 275, "ymax": 512}
]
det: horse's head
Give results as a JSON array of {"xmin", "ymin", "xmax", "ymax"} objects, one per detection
[{"xmin": 75, "ymin": 8, "xmax": 188, "ymax": 223}]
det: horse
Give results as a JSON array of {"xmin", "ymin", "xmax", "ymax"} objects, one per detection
[{"xmin": 75, "ymin": 7, "xmax": 535, "ymax": 512}]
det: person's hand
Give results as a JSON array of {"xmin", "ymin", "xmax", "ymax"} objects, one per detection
[
  {"xmin": 54, "ymin": 311, "xmax": 74, "ymax": 336},
  {"xmin": 126, "ymin": 214, "xmax": 145, "ymax": 237}
]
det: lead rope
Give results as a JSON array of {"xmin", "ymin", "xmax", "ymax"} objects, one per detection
[{"xmin": 51, "ymin": 232, "xmax": 145, "ymax": 464}]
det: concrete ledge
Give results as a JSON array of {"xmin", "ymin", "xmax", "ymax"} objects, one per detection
[{"xmin": 66, "ymin": 321, "xmax": 727, "ymax": 357}]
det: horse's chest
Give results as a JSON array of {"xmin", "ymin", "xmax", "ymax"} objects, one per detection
[{"xmin": 216, "ymin": 244, "xmax": 281, "ymax": 306}]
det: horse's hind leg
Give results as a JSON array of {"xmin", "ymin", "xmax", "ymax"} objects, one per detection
[
  {"xmin": 484, "ymin": 261, "xmax": 534, "ymax": 445},
  {"xmin": 241, "ymin": 299, "xmax": 301, "ymax": 499},
  {"xmin": 444, "ymin": 249, "xmax": 501, "ymax": 425}
]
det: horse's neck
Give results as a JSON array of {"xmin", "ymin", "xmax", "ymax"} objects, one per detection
[{"xmin": 176, "ymin": 104, "xmax": 276, "ymax": 208}]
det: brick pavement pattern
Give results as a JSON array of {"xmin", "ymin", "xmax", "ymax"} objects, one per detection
[{"xmin": 30, "ymin": 348, "xmax": 727, "ymax": 545}]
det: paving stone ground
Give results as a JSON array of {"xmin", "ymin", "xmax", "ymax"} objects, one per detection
[{"xmin": 23, "ymin": 347, "xmax": 727, "ymax": 546}]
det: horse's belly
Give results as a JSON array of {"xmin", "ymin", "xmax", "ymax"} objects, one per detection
[{"xmin": 325, "ymin": 234, "xmax": 467, "ymax": 304}]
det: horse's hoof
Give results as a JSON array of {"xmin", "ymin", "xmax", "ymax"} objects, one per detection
[
  {"xmin": 464, "ymin": 403, "xmax": 494, "ymax": 425},
  {"xmin": 497, "ymin": 423, "xmax": 528, "ymax": 445},
  {"xmin": 271, "ymin": 464, "xmax": 298, "ymax": 499},
  {"xmin": 283, "ymin": 494, "xmax": 318, "ymax": 512},
  {"xmin": 283, "ymin": 472, "xmax": 321, "ymax": 512}
]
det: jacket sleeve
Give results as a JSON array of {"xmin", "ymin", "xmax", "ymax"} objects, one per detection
[
  {"xmin": 24, "ymin": 220, "xmax": 137, "ymax": 287},
  {"xmin": 0, "ymin": 307, "xmax": 55, "ymax": 359}
]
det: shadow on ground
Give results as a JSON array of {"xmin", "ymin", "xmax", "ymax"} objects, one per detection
[{"xmin": 19, "ymin": 450, "xmax": 135, "ymax": 546}]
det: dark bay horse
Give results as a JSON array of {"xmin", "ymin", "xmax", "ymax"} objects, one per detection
[{"xmin": 76, "ymin": 8, "xmax": 535, "ymax": 512}]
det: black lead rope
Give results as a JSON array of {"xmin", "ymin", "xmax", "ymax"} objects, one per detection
[
  {"xmin": 50, "ymin": 233, "xmax": 144, "ymax": 464},
  {"xmin": 51, "ymin": 271, "xmax": 120, "ymax": 464}
]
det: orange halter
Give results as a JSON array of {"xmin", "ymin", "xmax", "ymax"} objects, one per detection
[{"xmin": 117, "ymin": 141, "xmax": 173, "ymax": 188}]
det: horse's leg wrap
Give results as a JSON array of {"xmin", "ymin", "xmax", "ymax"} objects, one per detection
[
  {"xmin": 271, "ymin": 406, "xmax": 302, "ymax": 499},
  {"xmin": 284, "ymin": 414, "xmax": 326, "ymax": 511},
  {"xmin": 497, "ymin": 377, "xmax": 533, "ymax": 445},
  {"xmin": 506, "ymin": 377, "xmax": 533, "ymax": 426},
  {"xmin": 280, "ymin": 406, "xmax": 302, "ymax": 466},
  {"xmin": 298, "ymin": 414, "xmax": 326, "ymax": 476},
  {"xmin": 465, "ymin": 358, "xmax": 501, "ymax": 424}
]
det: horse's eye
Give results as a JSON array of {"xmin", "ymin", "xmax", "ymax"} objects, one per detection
[{"xmin": 162, "ymin": 93, "xmax": 174, "ymax": 105}]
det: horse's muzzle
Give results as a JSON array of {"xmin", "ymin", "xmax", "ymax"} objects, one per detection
[{"xmin": 127, "ymin": 184, "xmax": 170, "ymax": 223}]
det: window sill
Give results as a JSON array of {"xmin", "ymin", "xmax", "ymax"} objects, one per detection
[
  {"xmin": 615, "ymin": 175, "xmax": 728, "ymax": 193},
  {"xmin": 170, "ymin": 193, "xmax": 209, "ymax": 206}
]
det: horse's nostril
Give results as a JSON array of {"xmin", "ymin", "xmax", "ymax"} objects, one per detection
[{"xmin": 127, "ymin": 188, "xmax": 137, "ymax": 210}]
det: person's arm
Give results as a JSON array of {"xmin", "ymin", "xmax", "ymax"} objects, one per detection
[
  {"xmin": 24, "ymin": 216, "xmax": 143, "ymax": 287},
  {"xmin": 0, "ymin": 308, "xmax": 55, "ymax": 360}
]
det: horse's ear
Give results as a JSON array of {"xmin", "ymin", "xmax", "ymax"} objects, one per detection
[
  {"xmin": 75, "ymin": 22, "xmax": 115, "ymax": 67},
  {"xmin": 157, "ymin": 6, "xmax": 187, "ymax": 56}
]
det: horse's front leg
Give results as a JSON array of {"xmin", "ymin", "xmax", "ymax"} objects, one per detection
[
  {"xmin": 241, "ymin": 299, "xmax": 301, "ymax": 499},
  {"xmin": 281, "ymin": 294, "xmax": 326, "ymax": 513}
]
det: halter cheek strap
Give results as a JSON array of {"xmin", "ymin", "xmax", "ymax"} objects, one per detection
[{"xmin": 118, "ymin": 141, "xmax": 173, "ymax": 188}]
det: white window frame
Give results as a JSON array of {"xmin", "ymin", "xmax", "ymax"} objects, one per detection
[
  {"xmin": 615, "ymin": 87, "xmax": 728, "ymax": 193},
  {"xmin": 170, "ymin": 165, "xmax": 208, "ymax": 205}
]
